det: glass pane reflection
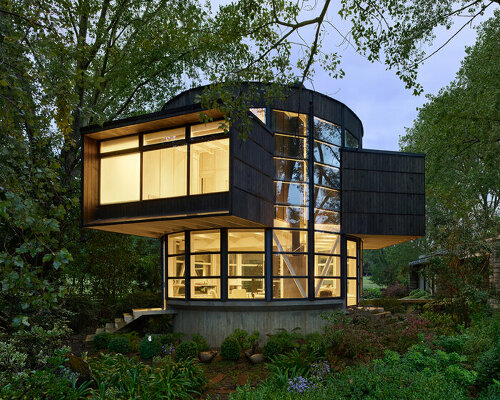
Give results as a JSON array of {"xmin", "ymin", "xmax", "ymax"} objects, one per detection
[
  {"xmin": 314, "ymin": 141, "xmax": 340, "ymax": 167},
  {"xmin": 314, "ymin": 117, "xmax": 341, "ymax": 146}
]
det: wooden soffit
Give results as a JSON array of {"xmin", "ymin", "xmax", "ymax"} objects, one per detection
[
  {"xmin": 354, "ymin": 234, "xmax": 421, "ymax": 250},
  {"xmin": 83, "ymin": 109, "xmax": 224, "ymax": 140},
  {"xmin": 85, "ymin": 215, "xmax": 265, "ymax": 238}
]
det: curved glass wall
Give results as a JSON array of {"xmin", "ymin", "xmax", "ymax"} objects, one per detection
[{"xmin": 162, "ymin": 103, "xmax": 361, "ymax": 306}]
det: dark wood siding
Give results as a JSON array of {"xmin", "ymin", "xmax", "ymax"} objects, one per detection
[
  {"xmin": 82, "ymin": 136, "xmax": 99, "ymax": 224},
  {"xmin": 96, "ymin": 192, "xmax": 230, "ymax": 221},
  {"xmin": 341, "ymin": 149, "xmax": 425, "ymax": 237},
  {"xmin": 230, "ymin": 116, "xmax": 274, "ymax": 225}
]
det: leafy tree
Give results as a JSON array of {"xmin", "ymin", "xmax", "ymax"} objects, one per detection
[
  {"xmin": 364, "ymin": 240, "xmax": 425, "ymax": 287},
  {"xmin": 400, "ymin": 12, "xmax": 499, "ymax": 321}
]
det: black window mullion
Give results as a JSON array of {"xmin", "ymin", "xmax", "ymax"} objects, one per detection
[
  {"xmin": 221, "ymin": 229, "xmax": 228, "ymax": 301},
  {"xmin": 265, "ymin": 228, "xmax": 272, "ymax": 301},
  {"xmin": 185, "ymin": 231, "xmax": 191, "ymax": 300}
]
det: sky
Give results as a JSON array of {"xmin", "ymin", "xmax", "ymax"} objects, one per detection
[{"xmin": 208, "ymin": 2, "xmax": 494, "ymax": 151}]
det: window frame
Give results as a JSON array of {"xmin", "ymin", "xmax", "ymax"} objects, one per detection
[{"xmin": 97, "ymin": 119, "xmax": 230, "ymax": 205}]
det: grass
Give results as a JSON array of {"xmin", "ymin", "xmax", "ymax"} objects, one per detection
[{"xmin": 363, "ymin": 276, "xmax": 385, "ymax": 290}]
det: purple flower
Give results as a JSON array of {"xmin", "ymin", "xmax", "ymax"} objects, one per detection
[
  {"xmin": 287, "ymin": 376, "xmax": 315, "ymax": 393},
  {"xmin": 162, "ymin": 344, "xmax": 175, "ymax": 356},
  {"xmin": 311, "ymin": 360, "xmax": 330, "ymax": 379}
]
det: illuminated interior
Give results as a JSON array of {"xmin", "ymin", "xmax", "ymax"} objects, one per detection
[
  {"xmin": 98, "ymin": 121, "xmax": 229, "ymax": 205},
  {"xmin": 95, "ymin": 107, "xmax": 362, "ymax": 305},
  {"xmin": 100, "ymin": 153, "xmax": 140, "ymax": 204}
]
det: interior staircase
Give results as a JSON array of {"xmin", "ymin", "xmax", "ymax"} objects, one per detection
[{"xmin": 85, "ymin": 308, "xmax": 175, "ymax": 344}]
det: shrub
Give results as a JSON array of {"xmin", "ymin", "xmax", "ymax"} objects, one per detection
[
  {"xmin": 175, "ymin": 340, "xmax": 199, "ymax": 361},
  {"xmin": 434, "ymin": 335, "xmax": 466, "ymax": 354},
  {"xmin": 304, "ymin": 332, "xmax": 326, "ymax": 357},
  {"xmin": 192, "ymin": 334, "xmax": 209, "ymax": 352},
  {"xmin": 362, "ymin": 288, "xmax": 382, "ymax": 299},
  {"xmin": 160, "ymin": 332, "xmax": 186, "ymax": 346},
  {"xmin": 139, "ymin": 335, "xmax": 162, "ymax": 359},
  {"xmin": 383, "ymin": 282, "xmax": 409, "ymax": 298},
  {"xmin": 94, "ymin": 332, "xmax": 112, "ymax": 350},
  {"xmin": 263, "ymin": 340, "xmax": 282, "ymax": 360},
  {"xmin": 108, "ymin": 336, "xmax": 130, "ymax": 354},
  {"xmin": 475, "ymin": 341, "xmax": 500, "ymax": 388},
  {"xmin": 408, "ymin": 289, "xmax": 432, "ymax": 299},
  {"xmin": 221, "ymin": 337, "xmax": 241, "ymax": 361},
  {"xmin": 262, "ymin": 329, "xmax": 304, "ymax": 361}
]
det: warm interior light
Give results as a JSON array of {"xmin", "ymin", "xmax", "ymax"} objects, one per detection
[{"xmin": 100, "ymin": 153, "xmax": 140, "ymax": 204}]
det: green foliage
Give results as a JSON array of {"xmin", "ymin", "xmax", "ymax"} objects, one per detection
[
  {"xmin": 89, "ymin": 353, "xmax": 206, "ymax": 399},
  {"xmin": 0, "ymin": 347, "xmax": 90, "ymax": 400},
  {"xmin": 139, "ymin": 336, "xmax": 162, "ymax": 360},
  {"xmin": 363, "ymin": 240, "xmax": 424, "ymax": 287},
  {"xmin": 175, "ymin": 340, "xmax": 199, "ymax": 361},
  {"xmin": 221, "ymin": 336, "xmax": 242, "ymax": 361},
  {"xmin": 407, "ymin": 289, "xmax": 432, "ymax": 299},
  {"xmin": 474, "ymin": 341, "xmax": 500, "ymax": 388},
  {"xmin": 108, "ymin": 336, "xmax": 130, "ymax": 354},
  {"xmin": 191, "ymin": 334, "xmax": 209, "ymax": 352},
  {"xmin": 232, "ymin": 345, "xmax": 476, "ymax": 399},
  {"xmin": 400, "ymin": 11, "xmax": 500, "ymax": 324},
  {"xmin": 227, "ymin": 328, "xmax": 259, "ymax": 351},
  {"xmin": 303, "ymin": 332, "xmax": 326, "ymax": 358},
  {"xmin": 160, "ymin": 332, "xmax": 186, "ymax": 346},
  {"xmin": 263, "ymin": 329, "xmax": 304, "ymax": 360},
  {"xmin": 361, "ymin": 288, "xmax": 382, "ymax": 299},
  {"xmin": 94, "ymin": 333, "xmax": 112, "ymax": 351}
]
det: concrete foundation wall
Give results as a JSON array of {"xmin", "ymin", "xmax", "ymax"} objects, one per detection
[{"xmin": 168, "ymin": 300, "xmax": 344, "ymax": 347}]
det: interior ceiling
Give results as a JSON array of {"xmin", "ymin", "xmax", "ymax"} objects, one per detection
[
  {"xmin": 85, "ymin": 215, "xmax": 265, "ymax": 238},
  {"xmin": 353, "ymin": 234, "xmax": 421, "ymax": 250}
]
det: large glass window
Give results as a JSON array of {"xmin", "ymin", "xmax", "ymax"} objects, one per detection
[
  {"xmin": 275, "ymin": 158, "xmax": 307, "ymax": 182},
  {"xmin": 167, "ymin": 232, "xmax": 186, "ymax": 299},
  {"xmin": 314, "ymin": 117, "xmax": 341, "ymax": 146},
  {"xmin": 272, "ymin": 230, "xmax": 307, "ymax": 253},
  {"xmin": 314, "ymin": 141, "xmax": 340, "ymax": 167},
  {"xmin": 100, "ymin": 154, "xmax": 140, "ymax": 204},
  {"xmin": 347, "ymin": 239, "xmax": 358, "ymax": 306},
  {"xmin": 314, "ymin": 209, "xmax": 340, "ymax": 232},
  {"xmin": 168, "ymin": 233, "xmax": 185, "ymax": 254},
  {"xmin": 191, "ymin": 230, "xmax": 220, "ymax": 252},
  {"xmin": 275, "ymin": 134, "xmax": 307, "ymax": 159},
  {"xmin": 228, "ymin": 254, "xmax": 265, "ymax": 299},
  {"xmin": 273, "ymin": 110, "xmax": 307, "ymax": 136},
  {"xmin": 190, "ymin": 139, "xmax": 229, "ymax": 195},
  {"xmin": 143, "ymin": 146, "xmax": 187, "ymax": 199},
  {"xmin": 314, "ymin": 164, "xmax": 339, "ymax": 189},
  {"xmin": 274, "ymin": 206, "xmax": 308, "ymax": 229},
  {"xmin": 275, "ymin": 182, "xmax": 308, "ymax": 206},
  {"xmin": 100, "ymin": 136, "xmax": 138, "ymax": 153},
  {"xmin": 314, "ymin": 186, "xmax": 340, "ymax": 211},
  {"xmin": 228, "ymin": 230, "xmax": 264, "ymax": 252}
]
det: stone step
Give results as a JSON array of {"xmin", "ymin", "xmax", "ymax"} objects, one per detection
[
  {"xmin": 115, "ymin": 318, "xmax": 126, "ymax": 330},
  {"xmin": 105, "ymin": 322, "xmax": 116, "ymax": 333},
  {"xmin": 95, "ymin": 327, "xmax": 105, "ymax": 334},
  {"xmin": 123, "ymin": 313, "xmax": 134, "ymax": 324},
  {"xmin": 85, "ymin": 334, "xmax": 95, "ymax": 343}
]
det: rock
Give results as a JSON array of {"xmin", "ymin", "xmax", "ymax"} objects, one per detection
[
  {"xmin": 249, "ymin": 353, "xmax": 264, "ymax": 364},
  {"xmin": 199, "ymin": 350, "xmax": 218, "ymax": 363},
  {"xmin": 67, "ymin": 354, "xmax": 92, "ymax": 381}
]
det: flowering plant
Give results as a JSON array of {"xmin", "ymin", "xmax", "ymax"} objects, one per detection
[{"xmin": 287, "ymin": 376, "xmax": 315, "ymax": 393}]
